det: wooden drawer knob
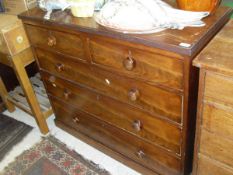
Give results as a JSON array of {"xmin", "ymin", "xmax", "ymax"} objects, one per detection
[
  {"xmin": 123, "ymin": 53, "xmax": 135, "ymax": 71},
  {"xmin": 48, "ymin": 76, "xmax": 56, "ymax": 87},
  {"xmin": 55, "ymin": 63, "xmax": 65, "ymax": 72},
  {"xmin": 136, "ymin": 150, "xmax": 145, "ymax": 159},
  {"xmin": 64, "ymin": 89, "xmax": 71, "ymax": 100},
  {"xmin": 48, "ymin": 36, "xmax": 56, "ymax": 46},
  {"xmin": 128, "ymin": 88, "xmax": 140, "ymax": 101},
  {"xmin": 73, "ymin": 117, "xmax": 79, "ymax": 123},
  {"xmin": 132, "ymin": 120, "xmax": 142, "ymax": 132}
]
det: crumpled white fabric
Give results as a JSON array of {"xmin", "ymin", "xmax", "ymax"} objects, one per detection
[
  {"xmin": 38, "ymin": 0, "xmax": 70, "ymax": 20},
  {"xmin": 95, "ymin": 0, "xmax": 210, "ymax": 33}
]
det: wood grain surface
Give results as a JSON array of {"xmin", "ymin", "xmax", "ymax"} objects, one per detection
[
  {"xmin": 19, "ymin": 5, "xmax": 233, "ymax": 175},
  {"xmin": 202, "ymin": 102, "xmax": 233, "ymax": 140},
  {"xmin": 193, "ymin": 20, "xmax": 233, "ymax": 175},
  {"xmin": 36, "ymin": 48, "xmax": 183, "ymax": 124},
  {"xmin": 25, "ymin": 25, "xmax": 86, "ymax": 61},
  {"xmin": 0, "ymin": 14, "xmax": 30, "ymax": 56},
  {"xmin": 205, "ymin": 72, "xmax": 233, "ymax": 107},
  {"xmin": 193, "ymin": 21, "xmax": 233, "ymax": 175},
  {"xmin": 197, "ymin": 154, "xmax": 233, "ymax": 175},
  {"xmin": 18, "ymin": 6, "xmax": 232, "ymax": 57},
  {"xmin": 50, "ymin": 96, "xmax": 182, "ymax": 175},
  {"xmin": 89, "ymin": 37, "xmax": 184, "ymax": 90},
  {"xmin": 200, "ymin": 129, "xmax": 233, "ymax": 167},
  {"xmin": 42, "ymin": 71, "xmax": 182, "ymax": 154},
  {"xmin": 193, "ymin": 20, "xmax": 233, "ymax": 75}
]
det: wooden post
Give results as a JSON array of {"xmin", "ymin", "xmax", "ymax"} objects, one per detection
[
  {"xmin": 0, "ymin": 77, "xmax": 15, "ymax": 112},
  {"xmin": 11, "ymin": 54, "xmax": 49, "ymax": 134}
]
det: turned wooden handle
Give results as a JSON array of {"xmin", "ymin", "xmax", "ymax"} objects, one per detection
[
  {"xmin": 136, "ymin": 150, "xmax": 145, "ymax": 159},
  {"xmin": 128, "ymin": 88, "xmax": 140, "ymax": 101},
  {"xmin": 48, "ymin": 36, "xmax": 56, "ymax": 46},
  {"xmin": 132, "ymin": 120, "xmax": 142, "ymax": 132},
  {"xmin": 123, "ymin": 53, "xmax": 135, "ymax": 71},
  {"xmin": 73, "ymin": 117, "xmax": 79, "ymax": 123},
  {"xmin": 55, "ymin": 63, "xmax": 64, "ymax": 72},
  {"xmin": 48, "ymin": 76, "xmax": 56, "ymax": 87},
  {"xmin": 64, "ymin": 89, "xmax": 71, "ymax": 100}
]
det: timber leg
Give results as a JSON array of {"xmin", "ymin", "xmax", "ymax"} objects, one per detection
[
  {"xmin": 12, "ymin": 57, "xmax": 49, "ymax": 135},
  {"xmin": 0, "ymin": 76, "xmax": 15, "ymax": 112}
]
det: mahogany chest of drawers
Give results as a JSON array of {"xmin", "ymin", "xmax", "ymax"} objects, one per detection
[
  {"xmin": 193, "ymin": 20, "xmax": 233, "ymax": 175},
  {"xmin": 19, "ymin": 6, "xmax": 232, "ymax": 175}
]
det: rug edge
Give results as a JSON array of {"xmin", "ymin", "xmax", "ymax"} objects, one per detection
[
  {"xmin": 0, "ymin": 114, "xmax": 33, "ymax": 162},
  {"xmin": 48, "ymin": 135, "xmax": 111, "ymax": 175},
  {"xmin": 1, "ymin": 135, "xmax": 111, "ymax": 175}
]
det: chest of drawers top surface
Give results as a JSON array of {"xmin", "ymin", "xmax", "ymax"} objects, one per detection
[
  {"xmin": 18, "ymin": 5, "xmax": 232, "ymax": 57},
  {"xmin": 194, "ymin": 20, "xmax": 233, "ymax": 75}
]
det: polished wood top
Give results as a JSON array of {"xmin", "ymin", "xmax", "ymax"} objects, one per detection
[
  {"xmin": 18, "ymin": 4, "xmax": 232, "ymax": 57},
  {"xmin": 193, "ymin": 20, "xmax": 233, "ymax": 75}
]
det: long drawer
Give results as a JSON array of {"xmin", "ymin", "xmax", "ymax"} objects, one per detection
[
  {"xmin": 36, "ymin": 48, "xmax": 183, "ymax": 124},
  {"xmin": 197, "ymin": 154, "xmax": 233, "ymax": 175},
  {"xmin": 202, "ymin": 102, "xmax": 233, "ymax": 140},
  {"xmin": 25, "ymin": 25, "xmax": 86, "ymax": 61},
  {"xmin": 89, "ymin": 37, "xmax": 184, "ymax": 90},
  {"xmin": 50, "ymin": 96, "xmax": 182, "ymax": 175},
  {"xmin": 199, "ymin": 129, "xmax": 233, "ymax": 168},
  {"xmin": 205, "ymin": 72, "xmax": 233, "ymax": 107},
  {"xmin": 42, "ymin": 71, "xmax": 181, "ymax": 154}
]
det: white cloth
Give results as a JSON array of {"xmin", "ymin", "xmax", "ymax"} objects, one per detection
[{"xmin": 95, "ymin": 0, "xmax": 209, "ymax": 33}]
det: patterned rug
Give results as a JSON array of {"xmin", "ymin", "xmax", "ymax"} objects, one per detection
[
  {"xmin": 1, "ymin": 136, "xmax": 111, "ymax": 175},
  {"xmin": 0, "ymin": 113, "xmax": 33, "ymax": 161}
]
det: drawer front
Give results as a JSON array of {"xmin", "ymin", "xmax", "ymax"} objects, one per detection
[
  {"xmin": 25, "ymin": 25, "xmax": 86, "ymax": 61},
  {"xmin": 197, "ymin": 154, "xmax": 233, "ymax": 175},
  {"xmin": 89, "ymin": 38, "xmax": 184, "ymax": 90},
  {"xmin": 36, "ymin": 48, "xmax": 183, "ymax": 123},
  {"xmin": 205, "ymin": 72, "xmax": 233, "ymax": 107},
  {"xmin": 200, "ymin": 129, "xmax": 233, "ymax": 167},
  {"xmin": 202, "ymin": 102, "xmax": 233, "ymax": 140},
  {"xmin": 0, "ymin": 25, "xmax": 30, "ymax": 56},
  {"xmin": 50, "ymin": 96, "xmax": 182, "ymax": 175},
  {"xmin": 41, "ymin": 71, "xmax": 181, "ymax": 154}
]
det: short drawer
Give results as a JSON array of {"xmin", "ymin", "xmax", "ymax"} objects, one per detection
[
  {"xmin": 197, "ymin": 154, "xmax": 233, "ymax": 175},
  {"xmin": 205, "ymin": 72, "xmax": 233, "ymax": 107},
  {"xmin": 36, "ymin": 48, "xmax": 183, "ymax": 123},
  {"xmin": 25, "ymin": 25, "xmax": 86, "ymax": 61},
  {"xmin": 50, "ymin": 96, "xmax": 182, "ymax": 175},
  {"xmin": 0, "ymin": 17, "xmax": 30, "ymax": 56},
  {"xmin": 199, "ymin": 129, "xmax": 233, "ymax": 168},
  {"xmin": 41, "ymin": 71, "xmax": 181, "ymax": 154},
  {"xmin": 202, "ymin": 102, "xmax": 233, "ymax": 140},
  {"xmin": 89, "ymin": 38, "xmax": 184, "ymax": 90}
]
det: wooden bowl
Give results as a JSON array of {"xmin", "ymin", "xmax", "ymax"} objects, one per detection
[{"xmin": 176, "ymin": 0, "xmax": 222, "ymax": 14}]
